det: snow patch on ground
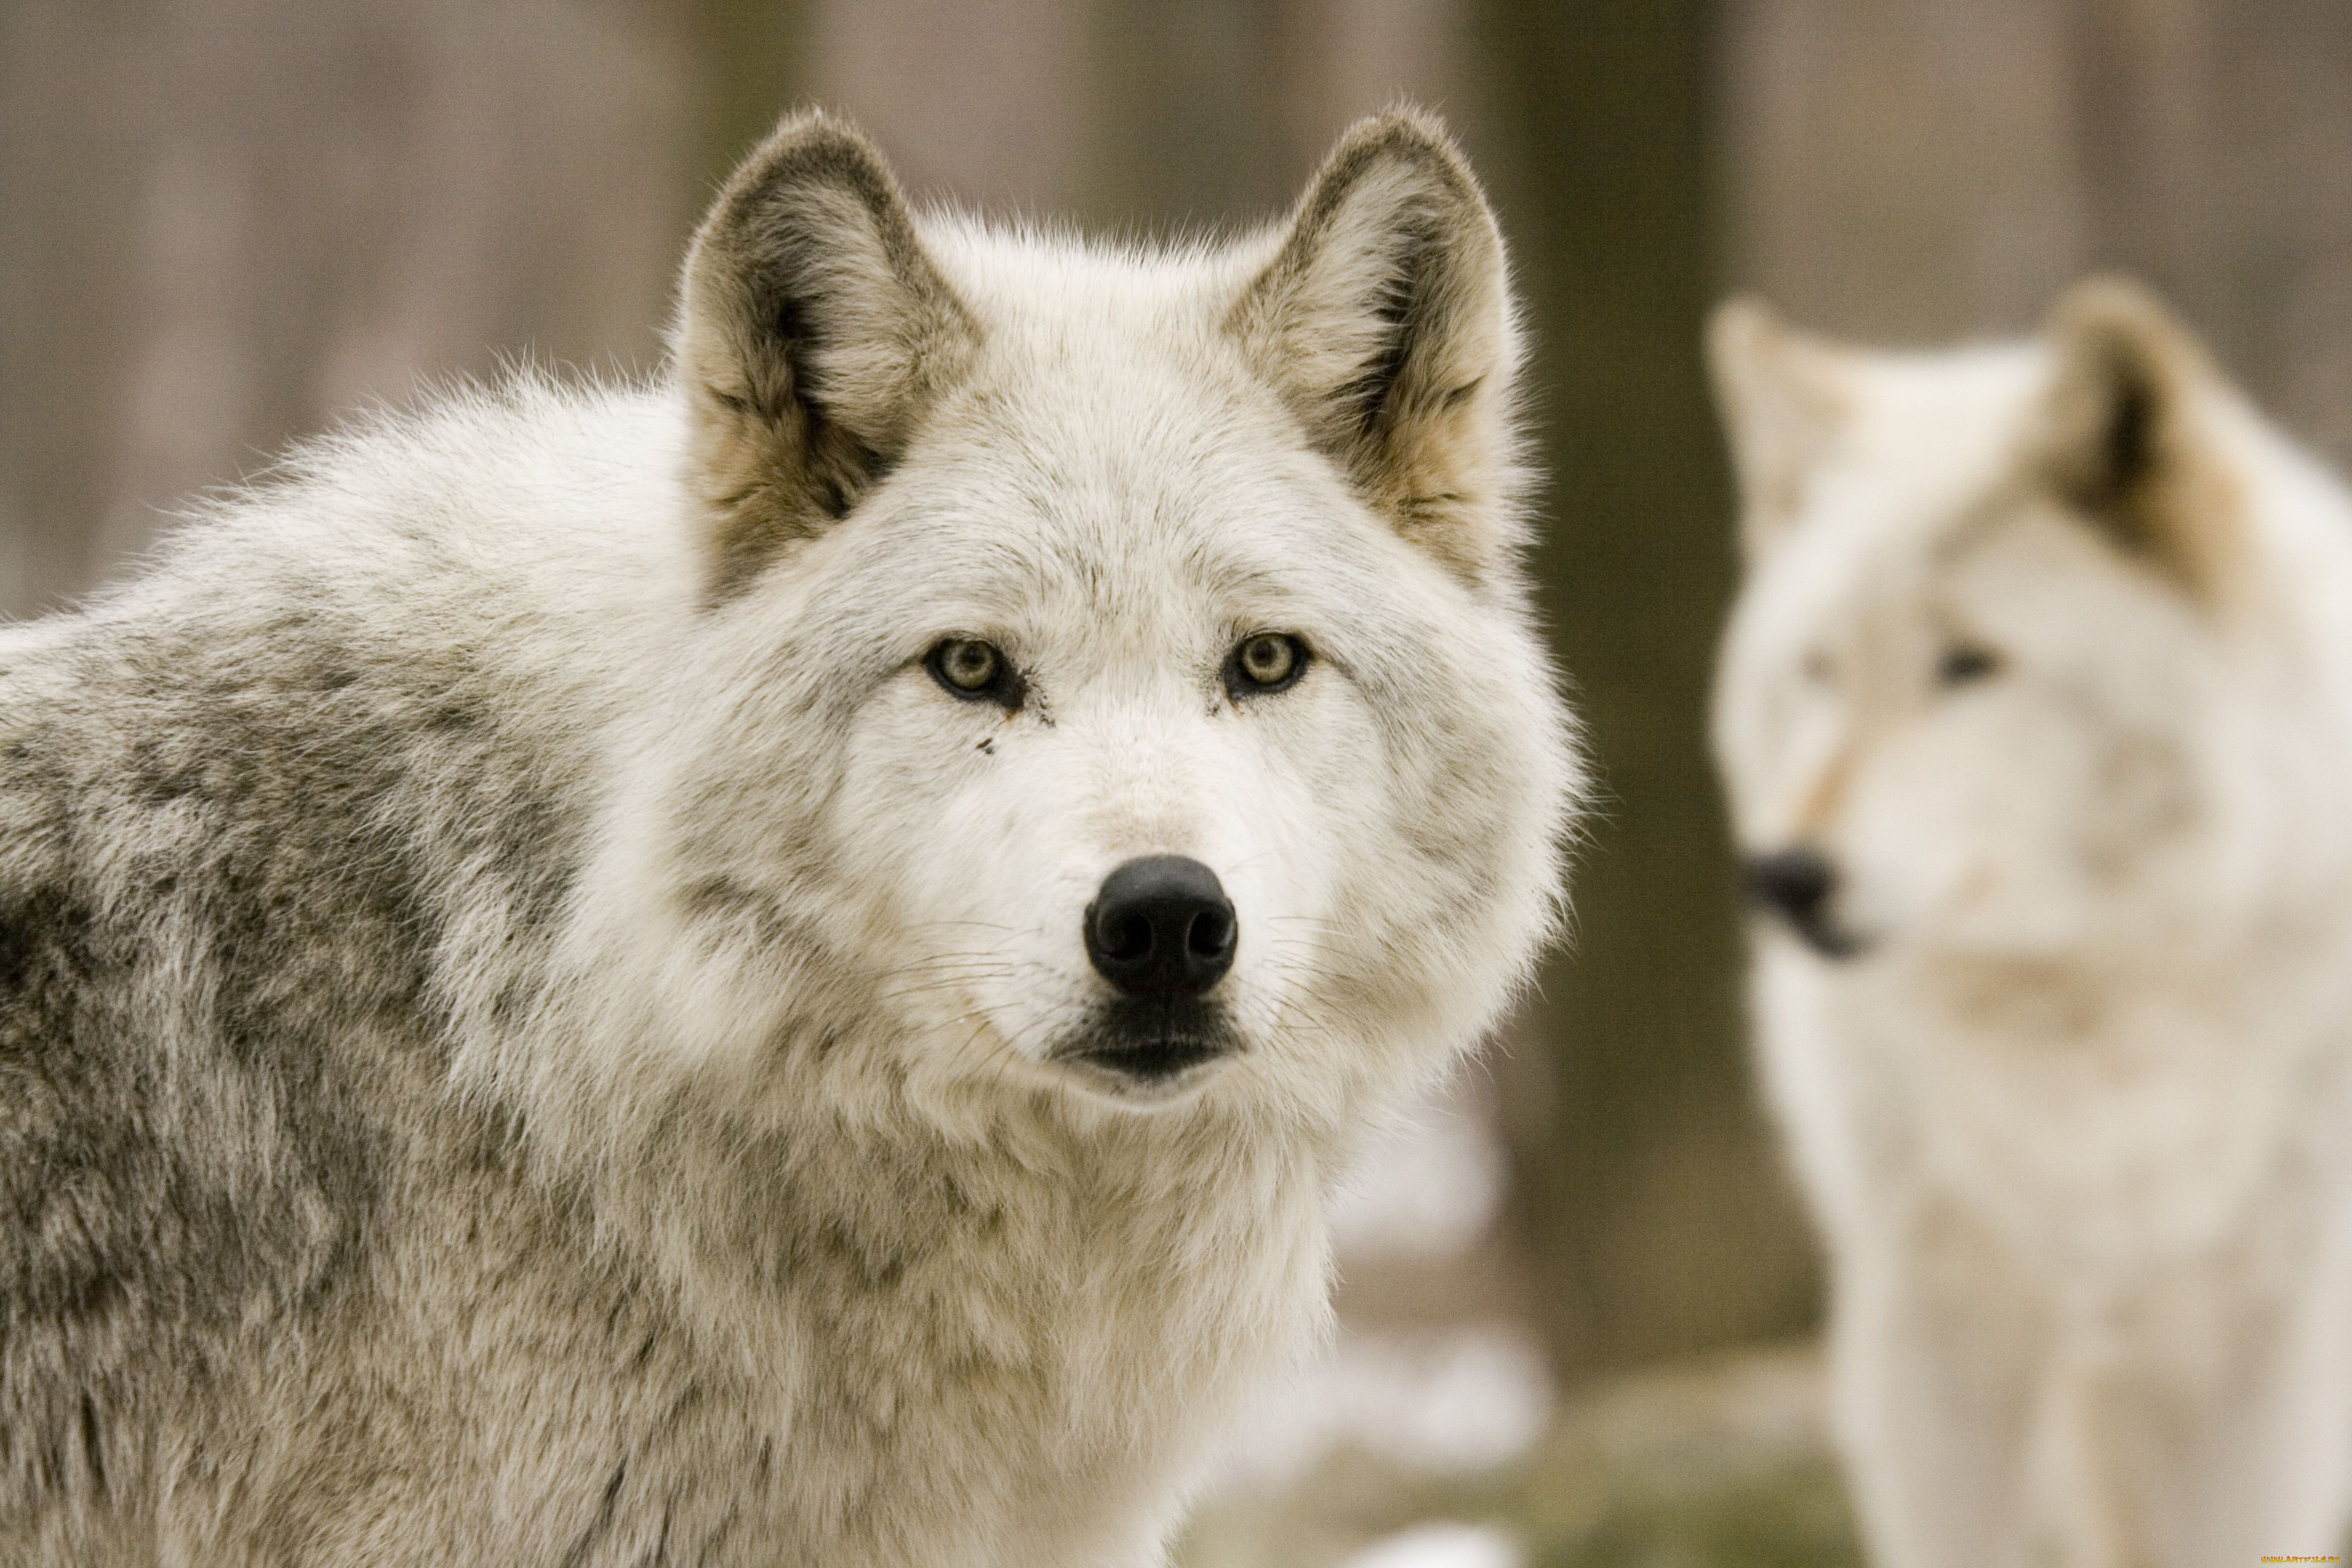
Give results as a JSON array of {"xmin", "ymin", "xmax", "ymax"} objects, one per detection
[
  {"xmin": 1196, "ymin": 1079, "xmax": 1551, "ymax": 1504},
  {"xmin": 1326, "ymin": 1085, "xmax": 1509, "ymax": 1262},
  {"xmin": 1339, "ymin": 1522, "xmax": 1522, "ymax": 1568},
  {"xmin": 1215, "ymin": 1325, "xmax": 1553, "ymax": 1489}
]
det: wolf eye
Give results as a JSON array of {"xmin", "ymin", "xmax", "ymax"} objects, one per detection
[
  {"xmin": 1226, "ymin": 632, "xmax": 1307, "ymax": 698},
  {"xmin": 926, "ymin": 638, "xmax": 1020, "ymax": 707},
  {"xmin": 1936, "ymin": 644, "xmax": 2000, "ymax": 687}
]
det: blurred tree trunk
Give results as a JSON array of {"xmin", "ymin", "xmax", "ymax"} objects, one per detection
[
  {"xmin": 0, "ymin": 1, "xmax": 727, "ymax": 619},
  {"xmin": 1077, "ymin": 0, "xmax": 1477, "ymax": 230},
  {"xmin": 1080, "ymin": 1, "xmax": 1293, "ymax": 224},
  {"xmin": 1466, "ymin": 0, "xmax": 1822, "ymax": 1380},
  {"xmin": 807, "ymin": 0, "xmax": 1086, "ymax": 212},
  {"xmin": 682, "ymin": 2, "xmax": 811, "ymax": 195}
]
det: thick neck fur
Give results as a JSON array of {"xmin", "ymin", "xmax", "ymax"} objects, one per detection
[
  {"xmin": 0, "ymin": 378, "xmax": 1368, "ymax": 1566},
  {"xmin": 593, "ymin": 1073, "xmax": 1338, "ymax": 1559}
]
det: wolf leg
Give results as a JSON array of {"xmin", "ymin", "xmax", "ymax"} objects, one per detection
[
  {"xmin": 2057, "ymin": 1263, "xmax": 2352, "ymax": 1568},
  {"xmin": 1830, "ymin": 1223, "xmax": 2049, "ymax": 1568}
]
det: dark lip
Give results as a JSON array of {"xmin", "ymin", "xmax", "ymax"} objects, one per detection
[
  {"xmin": 1055, "ymin": 1036, "xmax": 1232, "ymax": 1083},
  {"xmin": 1771, "ymin": 909, "xmax": 1871, "ymax": 961},
  {"xmin": 1049, "ymin": 998, "xmax": 1243, "ymax": 1088}
]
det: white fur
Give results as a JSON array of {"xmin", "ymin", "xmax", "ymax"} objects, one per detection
[
  {"xmin": 1711, "ymin": 289, "xmax": 2352, "ymax": 1567},
  {"xmin": 0, "ymin": 112, "xmax": 1578, "ymax": 1566}
]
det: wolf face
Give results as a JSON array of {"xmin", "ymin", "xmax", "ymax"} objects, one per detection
[
  {"xmin": 537, "ymin": 113, "xmax": 1577, "ymax": 1126},
  {"xmin": 1710, "ymin": 283, "xmax": 2332, "ymax": 966},
  {"xmin": 0, "ymin": 108, "xmax": 1572, "ymax": 1568},
  {"xmin": 1708, "ymin": 289, "xmax": 2352, "ymax": 1568}
]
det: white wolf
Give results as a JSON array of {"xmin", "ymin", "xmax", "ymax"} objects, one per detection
[
  {"xmin": 1710, "ymin": 280, "xmax": 2352, "ymax": 1568},
  {"xmin": 0, "ymin": 110, "xmax": 1576, "ymax": 1566}
]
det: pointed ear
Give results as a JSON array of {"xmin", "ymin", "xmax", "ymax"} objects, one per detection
[
  {"xmin": 1706, "ymin": 297, "xmax": 1854, "ymax": 562},
  {"xmin": 1227, "ymin": 110, "xmax": 1522, "ymax": 585},
  {"xmin": 674, "ymin": 111, "xmax": 979, "ymax": 598},
  {"xmin": 2031, "ymin": 276, "xmax": 2240, "ymax": 604}
]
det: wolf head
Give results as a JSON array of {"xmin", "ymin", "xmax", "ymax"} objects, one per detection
[
  {"xmin": 1710, "ymin": 280, "xmax": 2350, "ymax": 967},
  {"xmin": 543, "ymin": 110, "xmax": 1575, "ymax": 1131}
]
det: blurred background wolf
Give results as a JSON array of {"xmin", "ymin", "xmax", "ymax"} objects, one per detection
[{"xmin": 6, "ymin": 2, "xmax": 2352, "ymax": 1564}]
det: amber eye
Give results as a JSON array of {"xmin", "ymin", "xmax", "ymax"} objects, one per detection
[
  {"xmin": 926, "ymin": 638, "xmax": 1019, "ymax": 707},
  {"xmin": 1225, "ymin": 632, "xmax": 1308, "ymax": 698},
  {"xmin": 1936, "ymin": 644, "xmax": 2000, "ymax": 687}
]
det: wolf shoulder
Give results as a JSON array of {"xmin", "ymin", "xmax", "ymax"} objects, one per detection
[
  {"xmin": 0, "ymin": 376, "xmax": 697, "ymax": 1256},
  {"xmin": 1, "ymin": 379, "xmax": 696, "ymax": 787}
]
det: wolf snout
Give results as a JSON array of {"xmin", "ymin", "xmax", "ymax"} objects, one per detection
[
  {"xmin": 1084, "ymin": 856, "xmax": 1237, "ymax": 998},
  {"xmin": 1742, "ymin": 847, "xmax": 1864, "ymax": 958},
  {"xmin": 1744, "ymin": 847, "xmax": 1832, "ymax": 921}
]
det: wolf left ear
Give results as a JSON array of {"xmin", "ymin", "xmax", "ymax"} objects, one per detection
[
  {"xmin": 1229, "ymin": 111, "xmax": 1521, "ymax": 585},
  {"xmin": 675, "ymin": 111, "xmax": 979, "ymax": 598},
  {"xmin": 1705, "ymin": 298, "xmax": 1855, "ymax": 563},
  {"xmin": 2033, "ymin": 277, "xmax": 2239, "ymax": 604}
]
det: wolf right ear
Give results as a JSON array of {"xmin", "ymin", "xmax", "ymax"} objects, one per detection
[
  {"xmin": 1229, "ymin": 111, "xmax": 1522, "ymax": 586},
  {"xmin": 675, "ymin": 111, "xmax": 979, "ymax": 599},
  {"xmin": 2032, "ymin": 277, "xmax": 2240, "ymax": 606},
  {"xmin": 1705, "ymin": 298, "xmax": 1854, "ymax": 562}
]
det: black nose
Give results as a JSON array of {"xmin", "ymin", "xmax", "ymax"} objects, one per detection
[
  {"xmin": 1743, "ymin": 848, "xmax": 1835, "ymax": 924},
  {"xmin": 1084, "ymin": 856, "xmax": 1237, "ymax": 999}
]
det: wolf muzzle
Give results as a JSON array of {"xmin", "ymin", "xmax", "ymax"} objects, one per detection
[
  {"xmin": 1743, "ymin": 846, "xmax": 1866, "ymax": 958},
  {"xmin": 1058, "ymin": 857, "xmax": 1241, "ymax": 1088}
]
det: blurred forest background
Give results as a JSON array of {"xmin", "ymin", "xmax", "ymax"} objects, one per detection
[{"xmin": 5, "ymin": 2, "xmax": 2351, "ymax": 1563}]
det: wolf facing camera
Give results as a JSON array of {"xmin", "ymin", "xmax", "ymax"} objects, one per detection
[{"xmin": 0, "ymin": 109, "xmax": 1578, "ymax": 1566}]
